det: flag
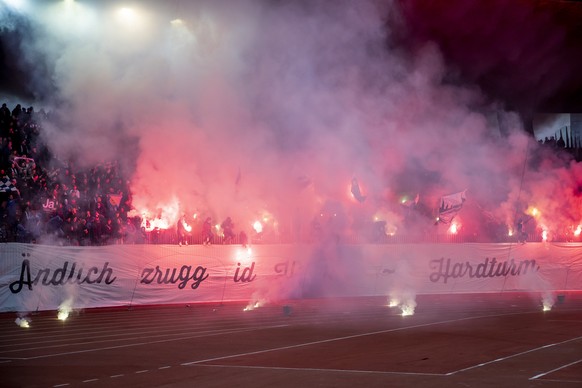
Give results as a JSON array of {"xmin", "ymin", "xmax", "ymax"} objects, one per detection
[
  {"xmin": 0, "ymin": 177, "xmax": 19, "ymax": 195},
  {"xmin": 109, "ymin": 194, "xmax": 123, "ymax": 207},
  {"xmin": 350, "ymin": 177, "xmax": 366, "ymax": 203},
  {"xmin": 437, "ymin": 190, "xmax": 467, "ymax": 224},
  {"xmin": 235, "ymin": 167, "xmax": 241, "ymax": 186}
]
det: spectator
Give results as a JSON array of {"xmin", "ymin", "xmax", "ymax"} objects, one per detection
[
  {"xmin": 201, "ymin": 217, "xmax": 213, "ymax": 245},
  {"xmin": 177, "ymin": 214, "xmax": 189, "ymax": 246},
  {"xmin": 221, "ymin": 216, "xmax": 235, "ymax": 244}
]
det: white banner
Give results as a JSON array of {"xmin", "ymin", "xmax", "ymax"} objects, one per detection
[{"xmin": 1, "ymin": 242, "xmax": 581, "ymax": 312}]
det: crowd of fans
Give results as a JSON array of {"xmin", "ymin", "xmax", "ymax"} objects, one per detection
[
  {"xmin": 0, "ymin": 103, "xmax": 139, "ymax": 245},
  {"xmin": 0, "ymin": 103, "xmax": 260, "ymax": 246},
  {"xmin": 1, "ymin": 102, "xmax": 579, "ymax": 246}
]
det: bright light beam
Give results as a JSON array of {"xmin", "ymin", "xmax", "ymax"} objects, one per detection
[
  {"xmin": 116, "ymin": 7, "xmax": 140, "ymax": 27},
  {"xmin": 4, "ymin": 0, "xmax": 28, "ymax": 11}
]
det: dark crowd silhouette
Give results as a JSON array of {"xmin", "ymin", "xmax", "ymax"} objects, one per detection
[{"xmin": 0, "ymin": 103, "xmax": 262, "ymax": 246}]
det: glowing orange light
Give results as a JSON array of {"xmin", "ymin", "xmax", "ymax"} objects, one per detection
[
  {"xmin": 253, "ymin": 221, "xmax": 263, "ymax": 233},
  {"xmin": 243, "ymin": 301, "xmax": 262, "ymax": 312},
  {"xmin": 136, "ymin": 199, "xmax": 180, "ymax": 232},
  {"xmin": 235, "ymin": 247, "xmax": 253, "ymax": 264},
  {"xmin": 141, "ymin": 212, "xmax": 171, "ymax": 231},
  {"xmin": 527, "ymin": 206, "xmax": 541, "ymax": 218}
]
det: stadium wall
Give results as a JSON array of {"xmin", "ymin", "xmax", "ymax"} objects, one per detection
[{"xmin": 1, "ymin": 242, "xmax": 581, "ymax": 312}]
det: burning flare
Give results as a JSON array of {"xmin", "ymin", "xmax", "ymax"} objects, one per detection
[
  {"xmin": 387, "ymin": 295, "xmax": 417, "ymax": 316},
  {"xmin": 252, "ymin": 221, "xmax": 263, "ymax": 234},
  {"xmin": 541, "ymin": 292, "xmax": 555, "ymax": 312},
  {"xmin": 58, "ymin": 298, "xmax": 75, "ymax": 321},
  {"xmin": 235, "ymin": 247, "xmax": 253, "ymax": 264},
  {"xmin": 243, "ymin": 300, "xmax": 263, "ymax": 312},
  {"xmin": 15, "ymin": 316, "xmax": 30, "ymax": 328}
]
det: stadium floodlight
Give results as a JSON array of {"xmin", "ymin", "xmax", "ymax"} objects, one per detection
[
  {"xmin": 117, "ymin": 7, "xmax": 137, "ymax": 24},
  {"xmin": 3, "ymin": 0, "xmax": 27, "ymax": 11}
]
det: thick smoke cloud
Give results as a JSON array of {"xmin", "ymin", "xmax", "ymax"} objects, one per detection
[{"xmin": 1, "ymin": 0, "xmax": 581, "ymax": 242}]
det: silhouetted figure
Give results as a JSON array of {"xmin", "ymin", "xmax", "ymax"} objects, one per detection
[
  {"xmin": 221, "ymin": 216, "xmax": 235, "ymax": 244},
  {"xmin": 516, "ymin": 218, "xmax": 527, "ymax": 244},
  {"xmin": 201, "ymin": 217, "xmax": 213, "ymax": 245},
  {"xmin": 239, "ymin": 230, "xmax": 248, "ymax": 248},
  {"xmin": 177, "ymin": 214, "xmax": 189, "ymax": 246}
]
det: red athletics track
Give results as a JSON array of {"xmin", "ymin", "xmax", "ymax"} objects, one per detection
[{"xmin": 1, "ymin": 292, "xmax": 581, "ymax": 388}]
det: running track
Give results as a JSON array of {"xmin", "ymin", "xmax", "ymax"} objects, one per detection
[{"xmin": 1, "ymin": 292, "xmax": 581, "ymax": 387}]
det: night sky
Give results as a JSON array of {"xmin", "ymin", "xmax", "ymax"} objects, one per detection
[{"xmin": 398, "ymin": 0, "xmax": 582, "ymax": 115}]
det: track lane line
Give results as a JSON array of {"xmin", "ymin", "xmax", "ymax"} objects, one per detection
[
  {"xmin": 19, "ymin": 324, "xmax": 289, "ymax": 360},
  {"xmin": 182, "ymin": 312, "xmax": 528, "ymax": 366},
  {"xmin": 193, "ymin": 363, "xmax": 447, "ymax": 377},
  {"xmin": 446, "ymin": 336, "xmax": 582, "ymax": 375},
  {"xmin": 530, "ymin": 358, "xmax": 582, "ymax": 380}
]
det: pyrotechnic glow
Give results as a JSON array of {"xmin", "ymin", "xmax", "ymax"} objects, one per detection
[
  {"xmin": 15, "ymin": 317, "xmax": 30, "ymax": 328},
  {"xmin": 182, "ymin": 219, "xmax": 192, "ymax": 232},
  {"xmin": 253, "ymin": 220, "xmax": 263, "ymax": 233},
  {"xmin": 448, "ymin": 222, "xmax": 459, "ymax": 234},
  {"xmin": 541, "ymin": 292, "xmax": 555, "ymax": 311},
  {"xmin": 574, "ymin": 225, "xmax": 581, "ymax": 236},
  {"xmin": 400, "ymin": 303, "xmax": 415, "ymax": 316},
  {"xmin": 135, "ymin": 198, "xmax": 181, "ymax": 232},
  {"xmin": 387, "ymin": 298, "xmax": 400, "ymax": 307},
  {"xmin": 140, "ymin": 211, "xmax": 170, "ymax": 231},
  {"xmin": 243, "ymin": 300, "xmax": 263, "ymax": 311},
  {"xmin": 387, "ymin": 295, "xmax": 416, "ymax": 316},
  {"xmin": 235, "ymin": 247, "xmax": 253, "ymax": 263},
  {"xmin": 527, "ymin": 206, "xmax": 541, "ymax": 218},
  {"xmin": 542, "ymin": 229, "xmax": 548, "ymax": 242},
  {"xmin": 57, "ymin": 309, "xmax": 69, "ymax": 321},
  {"xmin": 58, "ymin": 298, "xmax": 74, "ymax": 321}
]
